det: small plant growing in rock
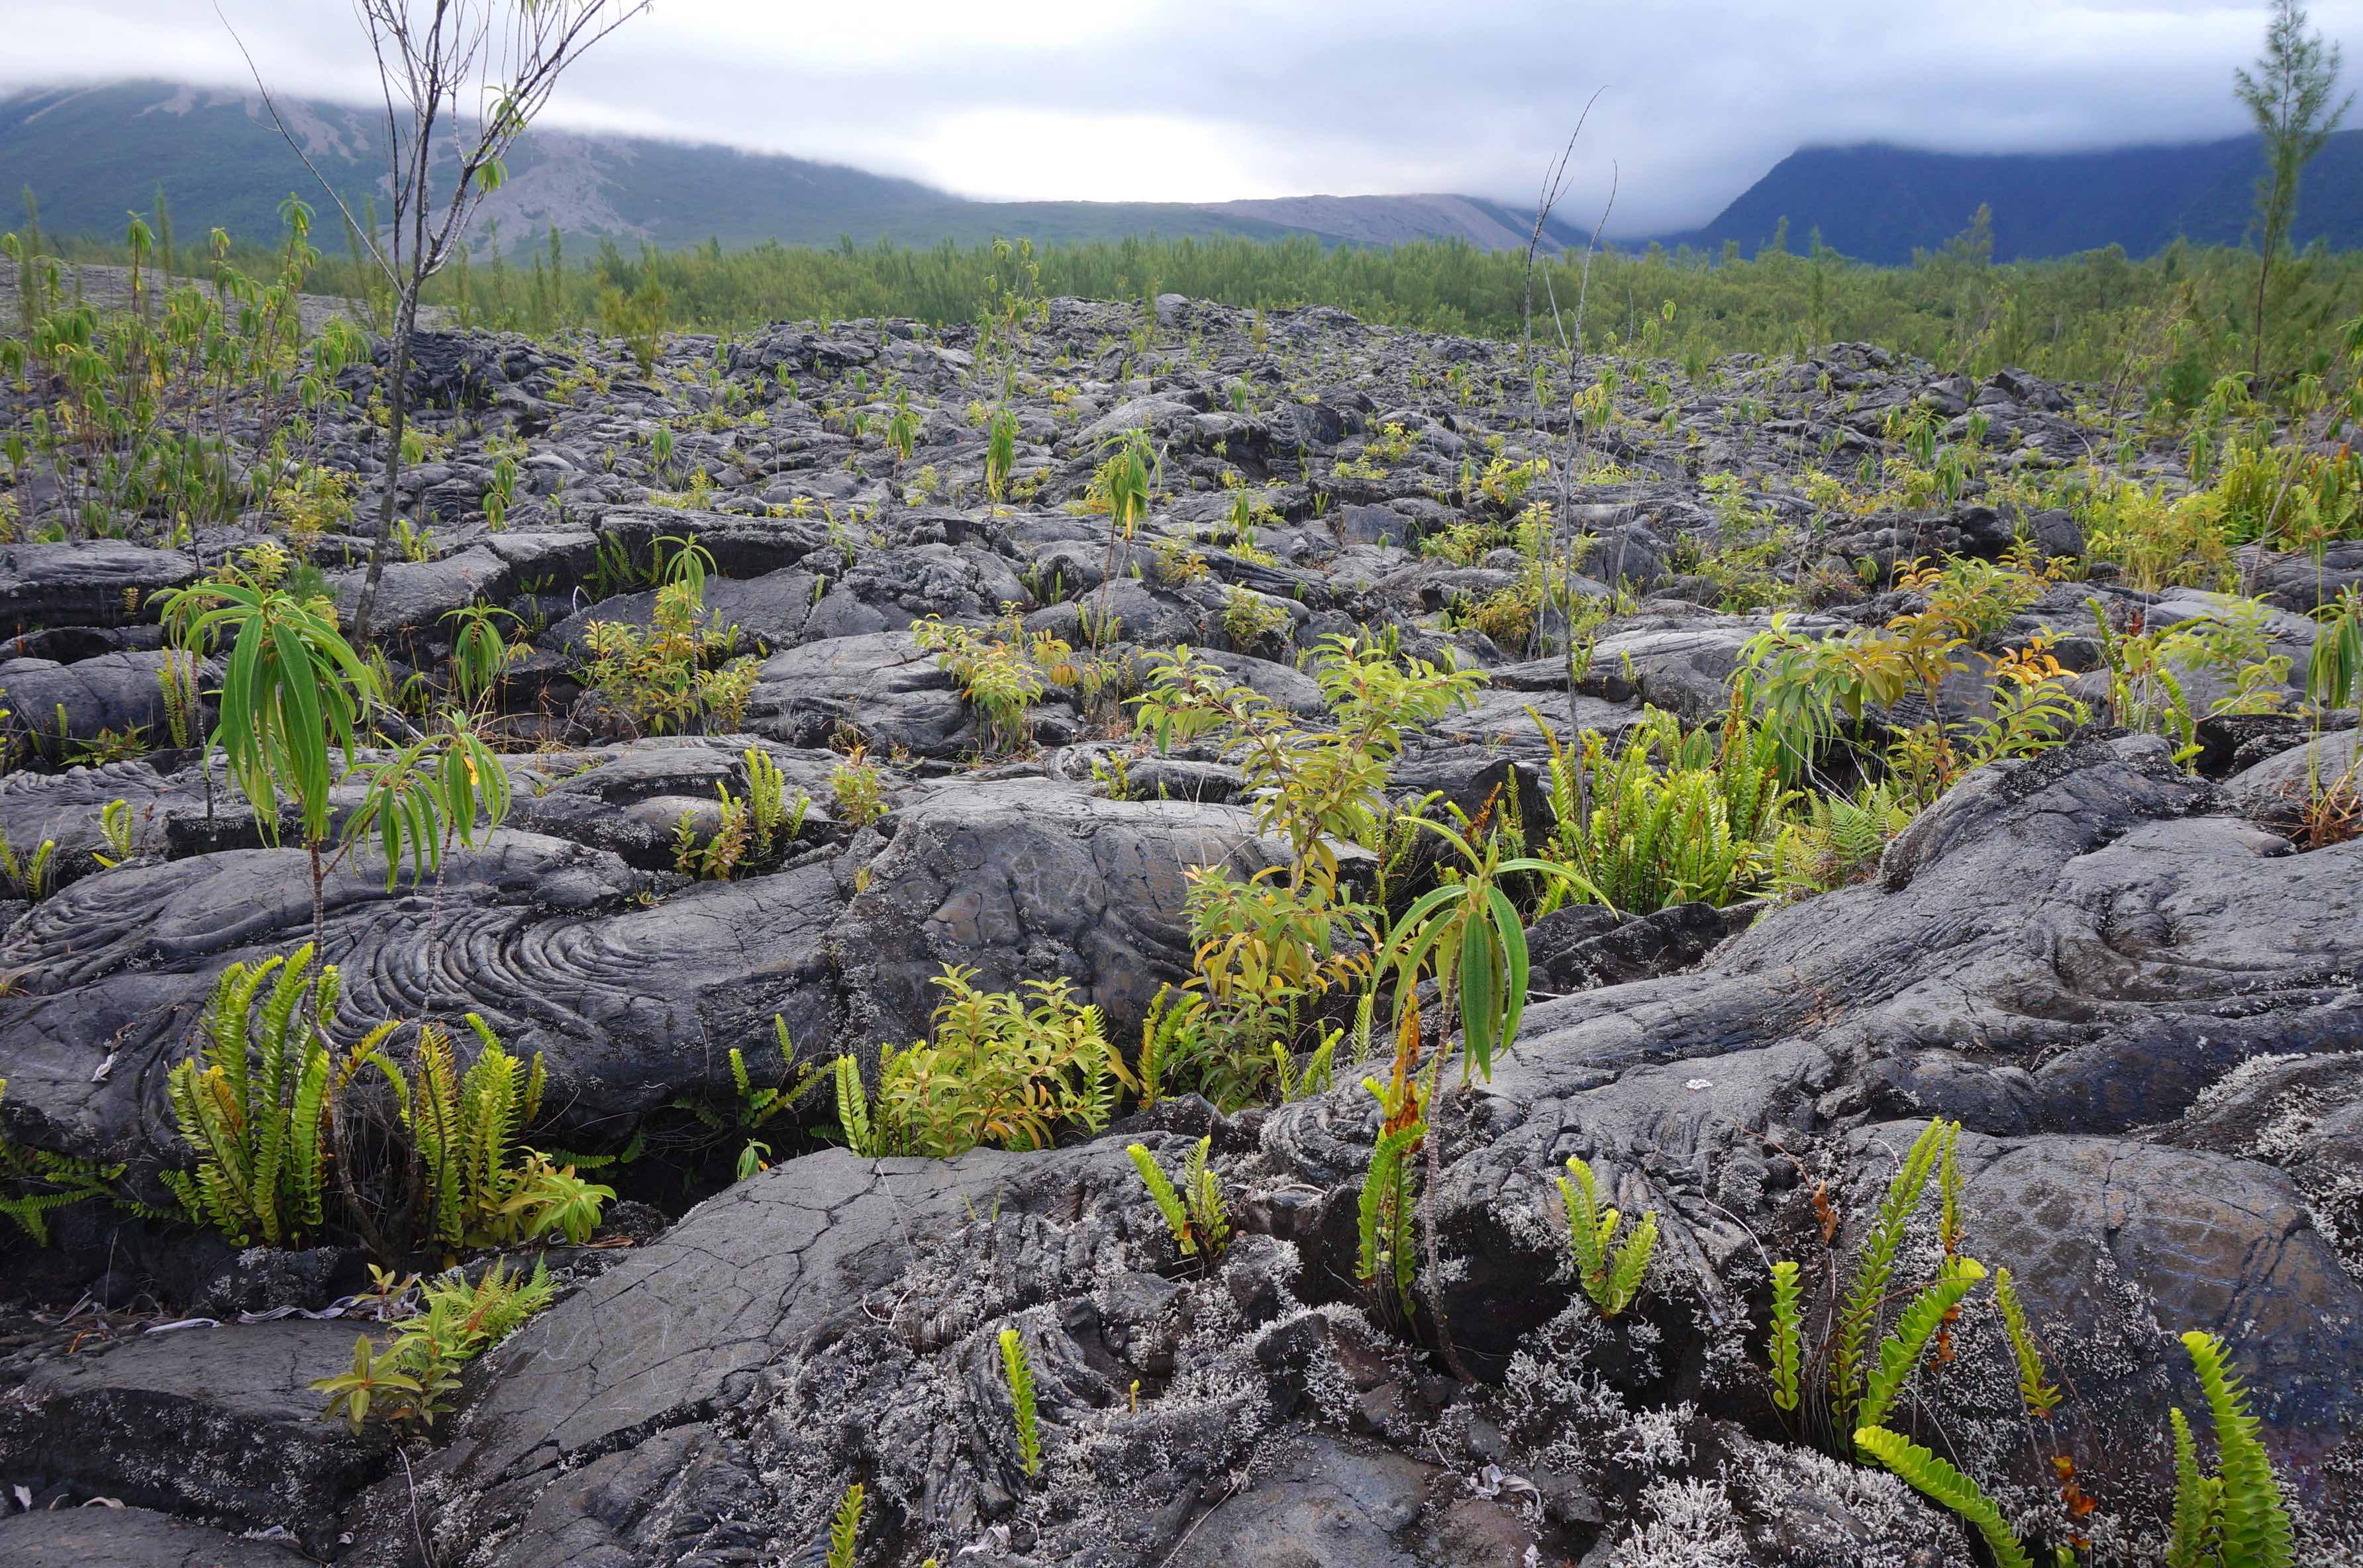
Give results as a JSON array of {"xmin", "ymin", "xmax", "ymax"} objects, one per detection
[
  {"xmin": 999, "ymin": 1326, "xmax": 1042, "ymax": 1479},
  {"xmin": 885, "ymin": 390, "xmax": 919, "ymax": 466},
  {"xmin": 2159, "ymin": 1331, "xmax": 2297, "ymax": 1568},
  {"xmin": 1220, "ymin": 585, "xmax": 1291, "ymax": 650},
  {"xmin": 984, "ymin": 407, "xmax": 1018, "ymax": 502},
  {"xmin": 670, "ymin": 1016, "xmax": 821, "ymax": 1181},
  {"xmin": 1558, "ymin": 1155, "xmax": 1658, "ymax": 1318},
  {"xmin": 741, "ymin": 748, "xmax": 804, "ymax": 856},
  {"xmin": 1380, "ymin": 820, "xmax": 1597, "ymax": 1083},
  {"xmin": 1127, "ymin": 1135, "xmax": 1229, "ymax": 1261},
  {"xmin": 443, "ymin": 602, "xmax": 522, "ymax": 712},
  {"xmin": 162, "ymin": 577, "xmax": 380, "ymax": 944},
  {"xmin": 830, "ymin": 747, "xmax": 887, "ymax": 828},
  {"xmin": 915, "ymin": 615, "xmax": 1072, "ymax": 753},
  {"xmin": 827, "ymin": 1482, "xmax": 864, "ymax": 1568},
  {"xmin": 0, "ymin": 826, "xmax": 57, "ymax": 901},
  {"xmin": 340, "ymin": 714, "xmax": 514, "ymax": 893},
  {"xmin": 1768, "ymin": 1259, "xmax": 1803, "ymax": 1412},
  {"xmin": 580, "ymin": 548, "xmax": 755, "ymax": 736},
  {"xmin": 1354, "ymin": 1017, "xmax": 1434, "ymax": 1317},
  {"xmin": 0, "ymin": 1079, "xmax": 130, "ymax": 1245},
  {"xmin": 1089, "ymin": 428, "xmax": 1156, "ymax": 533},
  {"xmin": 314, "ymin": 1257, "xmax": 556, "ymax": 1435},
  {"xmin": 381, "ymin": 1012, "xmax": 612, "ymax": 1249},
  {"xmin": 1855, "ymin": 1327, "xmax": 2295, "ymax": 1568},
  {"xmin": 1830, "ymin": 1118, "xmax": 1958, "ymax": 1442}
]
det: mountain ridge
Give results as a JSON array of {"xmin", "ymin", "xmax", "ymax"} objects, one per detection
[
  {"xmin": 0, "ymin": 80, "xmax": 1588, "ymax": 256},
  {"xmin": 8, "ymin": 80, "xmax": 2360, "ymax": 266},
  {"xmin": 1663, "ymin": 133, "xmax": 2363, "ymax": 262}
]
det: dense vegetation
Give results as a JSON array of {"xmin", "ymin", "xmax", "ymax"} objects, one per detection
[{"xmin": 16, "ymin": 186, "xmax": 2362, "ymax": 401}]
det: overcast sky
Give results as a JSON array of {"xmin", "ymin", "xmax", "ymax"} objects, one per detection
[{"xmin": 4, "ymin": 1, "xmax": 2356, "ymax": 233}]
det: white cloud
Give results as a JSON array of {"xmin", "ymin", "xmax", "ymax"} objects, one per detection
[{"xmin": 2, "ymin": 0, "xmax": 2354, "ymax": 232}]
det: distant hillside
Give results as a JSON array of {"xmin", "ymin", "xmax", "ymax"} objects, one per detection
[
  {"xmin": 1667, "ymin": 134, "xmax": 2363, "ymax": 263},
  {"xmin": 0, "ymin": 81, "xmax": 1584, "ymax": 256}
]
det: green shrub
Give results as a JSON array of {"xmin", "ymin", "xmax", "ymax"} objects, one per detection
[
  {"xmin": 581, "ymin": 576, "xmax": 756, "ymax": 735},
  {"xmin": 834, "ymin": 967, "xmax": 1123, "ymax": 1157},
  {"xmin": 915, "ymin": 614, "xmax": 1076, "ymax": 752},
  {"xmin": 1220, "ymin": 585, "xmax": 1291, "ymax": 650},
  {"xmin": 830, "ymin": 748, "xmax": 887, "ymax": 828},
  {"xmin": 313, "ymin": 1258, "xmax": 556, "ymax": 1434}
]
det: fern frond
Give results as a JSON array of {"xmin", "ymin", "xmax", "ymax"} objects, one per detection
[
  {"xmin": 1770, "ymin": 1259, "xmax": 1803, "ymax": 1413},
  {"xmin": 1182, "ymin": 1134, "xmax": 1229, "ymax": 1257},
  {"xmin": 288, "ymin": 1045, "xmax": 332, "ymax": 1231},
  {"xmin": 999, "ymin": 1326, "xmax": 1042, "ymax": 1479},
  {"xmin": 1834, "ymin": 1119, "xmax": 1951, "ymax": 1418},
  {"xmin": 2181, "ymin": 1330, "xmax": 2295, "ymax": 1568},
  {"xmin": 1605, "ymin": 1210, "xmax": 1657, "ymax": 1314},
  {"xmin": 1859, "ymin": 1255, "xmax": 1986, "ymax": 1429},
  {"xmin": 2169, "ymin": 1406, "xmax": 2221, "ymax": 1568},
  {"xmin": 827, "ymin": 1481, "xmax": 864, "ymax": 1568},
  {"xmin": 1936, "ymin": 1119, "xmax": 1962, "ymax": 1257},
  {"xmin": 1358, "ymin": 1122, "xmax": 1423, "ymax": 1293},
  {"xmin": 1559, "ymin": 1154, "xmax": 1613, "ymax": 1300},
  {"xmin": 835, "ymin": 1054, "xmax": 875, "ymax": 1155},
  {"xmin": 1994, "ymin": 1268, "xmax": 2061, "ymax": 1418},
  {"xmin": 1856, "ymin": 1425, "xmax": 2035, "ymax": 1568},
  {"xmin": 1127, "ymin": 1142, "xmax": 1196, "ymax": 1255}
]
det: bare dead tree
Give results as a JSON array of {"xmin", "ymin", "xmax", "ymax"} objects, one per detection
[
  {"xmin": 1539, "ymin": 162, "xmax": 1618, "ymax": 807},
  {"xmin": 1519, "ymin": 87, "xmax": 1605, "ymax": 376},
  {"xmin": 224, "ymin": 0, "xmax": 650, "ymax": 640}
]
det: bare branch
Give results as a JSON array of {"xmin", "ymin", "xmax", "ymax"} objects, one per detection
[
  {"xmin": 226, "ymin": 0, "xmax": 651, "ymax": 642},
  {"xmin": 1521, "ymin": 87, "xmax": 1607, "ymax": 371},
  {"xmin": 216, "ymin": 3, "xmax": 397, "ymax": 287}
]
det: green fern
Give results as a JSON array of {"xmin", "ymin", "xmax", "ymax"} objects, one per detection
[
  {"xmin": 1356, "ymin": 1120, "xmax": 1424, "ymax": 1306},
  {"xmin": 1273, "ymin": 1028, "xmax": 1338, "ymax": 1102},
  {"xmin": 1129, "ymin": 1142, "xmax": 1194, "ymax": 1251},
  {"xmin": 0, "ymin": 827, "xmax": 58, "ymax": 901},
  {"xmin": 1558, "ymin": 1154, "xmax": 1656, "ymax": 1317},
  {"xmin": 834, "ymin": 1053, "xmax": 881, "ymax": 1155},
  {"xmin": 0, "ymin": 1079, "xmax": 134, "ymax": 1246},
  {"xmin": 1858, "ymin": 1255, "xmax": 1985, "ymax": 1429},
  {"xmin": 1833, "ymin": 1120, "xmax": 1954, "ymax": 1428},
  {"xmin": 1855, "ymin": 1425, "xmax": 2034, "ymax": 1568},
  {"xmin": 827, "ymin": 1481, "xmax": 864, "ymax": 1568},
  {"xmin": 671, "ymin": 1017, "xmax": 821, "ymax": 1157},
  {"xmin": 1994, "ymin": 1268, "xmax": 2062, "ymax": 1418},
  {"xmin": 1127, "ymin": 1136, "xmax": 1229, "ymax": 1259},
  {"xmin": 375, "ymin": 1013, "xmax": 565, "ymax": 1248},
  {"xmin": 93, "ymin": 798, "xmax": 136, "ymax": 867},
  {"xmin": 162, "ymin": 948, "xmax": 343, "ymax": 1246},
  {"xmin": 999, "ymin": 1326, "xmax": 1042, "ymax": 1479},
  {"xmin": 1180, "ymin": 1135, "xmax": 1230, "ymax": 1257},
  {"xmin": 2177, "ymin": 1330, "xmax": 2295, "ymax": 1568},
  {"xmin": 2170, "ymin": 1407, "xmax": 2223, "ymax": 1568},
  {"xmin": 1769, "ymin": 1259, "xmax": 1803, "ymax": 1412}
]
